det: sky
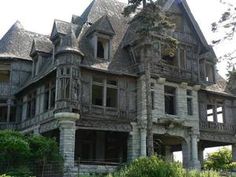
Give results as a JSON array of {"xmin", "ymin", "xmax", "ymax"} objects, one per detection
[
  {"xmin": 0, "ymin": 0, "xmax": 235, "ymax": 77},
  {"xmin": 0, "ymin": 0, "xmax": 235, "ymax": 159}
]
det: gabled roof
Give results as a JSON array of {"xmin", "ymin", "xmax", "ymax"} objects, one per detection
[
  {"xmin": 50, "ymin": 19, "xmax": 79, "ymax": 40},
  {"xmin": 86, "ymin": 15, "xmax": 115, "ymax": 36},
  {"xmin": 0, "ymin": 21, "xmax": 49, "ymax": 60}
]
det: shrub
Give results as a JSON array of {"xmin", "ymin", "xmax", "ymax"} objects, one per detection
[{"xmin": 107, "ymin": 156, "xmax": 221, "ymax": 177}]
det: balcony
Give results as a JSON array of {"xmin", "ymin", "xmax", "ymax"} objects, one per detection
[
  {"xmin": 151, "ymin": 62, "xmax": 198, "ymax": 83},
  {"xmin": 199, "ymin": 121, "xmax": 236, "ymax": 135}
]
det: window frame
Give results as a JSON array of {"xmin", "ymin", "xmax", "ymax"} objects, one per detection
[
  {"xmin": 164, "ymin": 86, "xmax": 176, "ymax": 115},
  {"xmin": 186, "ymin": 89, "xmax": 193, "ymax": 116},
  {"xmin": 91, "ymin": 77, "xmax": 118, "ymax": 109}
]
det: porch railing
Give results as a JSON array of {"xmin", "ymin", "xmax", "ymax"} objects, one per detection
[{"xmin": 199, "ymin": 121, "xmax": 236, "ymax": 134}]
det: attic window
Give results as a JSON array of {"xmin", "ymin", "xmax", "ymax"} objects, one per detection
[
  {"xmin": 206, "ymin": 63, "xmax": 214, "ymax": 82},
  {"xmin": 96, "ymin": 37, "xmax": 110, "ymax": 60}
]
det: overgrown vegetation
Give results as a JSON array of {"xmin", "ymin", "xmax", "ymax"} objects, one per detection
[
  {"xmin": 106, "ymin": 156, "xmax": 220, "ymax": 177},
  {"xmin": 204, "ymin": 147, "xmax": 236, "ymax": 171},
  {"xmin": 0, "ymin": 130, "xmax": 63, "ymax": 176}
]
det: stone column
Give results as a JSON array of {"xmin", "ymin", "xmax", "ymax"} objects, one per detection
[
  {"xmin": 140, "ymin": 128, "xmax": 147, "ymax": 156},
  {"xmin": 177, "ymin": 82, "xmax": 188, "ymax": 117},
  {"xmin": 55, "ymin": 112, "xmax": 80, "ymax": 177},
  {"xmin": 182, "ymin": 139, "xmax": 191, "ymax": 169},
  {"xmin": 165, "ymin": 146, "xmax": 173, "ymax": 162},
  {"xmin": 190, "ymin": 132, "xmax": 201, "ymax": 169},
  {"xmin": 155, "ymin": 78, "xmax": 166, "ymax": 119},
  {"xmin": 232, "ymin": 144, "xmax": 236, "ymax": 162},
  {"xmin": 127, "ymin": 123, "xmax": 140, "ymax": 161},
  {"xmin": 198, "ymin": 147, "xmax": 204, "ymax": 169}
]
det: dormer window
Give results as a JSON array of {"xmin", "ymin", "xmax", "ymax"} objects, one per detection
[
  {"xmin": 199, "ymin": 58, "xmax": 215, "ymax": 83},
  {"xmin": 97, "ymin": 40, "xmax": 105, "ymax": 58},
  {"xmin": 95, "ymin": 36, "xmax": 110, "ymax": 60}
]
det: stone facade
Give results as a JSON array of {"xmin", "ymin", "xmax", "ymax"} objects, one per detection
[{"xmin": 0, "ymin": 0, "xmax": 236, "ymax": 176}]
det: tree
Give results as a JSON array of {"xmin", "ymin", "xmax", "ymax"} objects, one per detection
[
  {"xmin": 123, "ymin": 0, "xmax": 177, "ymax": 156},
  {"xmin": 204, "ymin": 147, "xmax": 236, "ymax": 171},
  {"xmin": 211, "ymin": 0, "xmax": 236, "ymax": 68}
]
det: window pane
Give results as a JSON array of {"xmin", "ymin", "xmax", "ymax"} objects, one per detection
[
  {"xmin": 93, "ymin": 77, "xmax": 103, "ymax": 83},
  {"xmin": 97, "ymin": 41, "xmax": 104, "ymax": 58},
  {"xmin": 217, "ymin": 106, "xmax": 222, "ymax": 112},
  {"xmin": 187, "ymin": 90, "xmax": 192, "ymax": 96},
  {"xmin": 44, "ymin": 90, "xmax": 49, "ymax": 111},
  {"xmin": 207, "ymin": 115, "xmax": 214, "ymax": 122},
  {"xmin": 217, "ymin": 113, "xmax": 223, "ymax": 123},
  {"xmin": 106, "ymin": 87, "xmax": 117, "ymax": 108},
  {"xmin": 164, "ymin": 86, "xmax": 175, "ymax": 95},
  {"xmin": 207, "ymin": 105, "xmax": 213, "ymax": 114},
  {"xmin": 50, "ymin": 87, "xmax": 56, "ymax": 108},
  {"xmin": 92, "ymin": 85, "xmax": 103, "ymax": 106},
  {"xmin": 187, "ymin": 98, "xmax": 193, "ymax": 115},
  {"xmin": 165, "ymin": 95, "xmax": 175, "ymax": 115},
  {"xmin": 151, "ymin": 91, "xmax": 154, "ymax": 110},
  {"xmin": 107, "ymin": 80, "xmax": 117, "ymax": 86}
]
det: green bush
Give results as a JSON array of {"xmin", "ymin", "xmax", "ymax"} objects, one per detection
[
  {"xmin": 107, "ymin": 156, "xmax": 221, "ymax": 177},
  {"xmin": 0, "ymin": 130, "xmax": 62, "ymax": 176}
]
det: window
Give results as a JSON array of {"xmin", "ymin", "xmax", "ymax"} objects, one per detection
[
  {"xmin": 92, "ymin": 77, "xmax": 118, "ymax": 108},
  {"xmin": 216, "ymin": 104, "xmax": 223, "ymax": 123},
  {"xmin": 0, "ymin": 105, "xmax": 7, "ymax": 122},
  {"xmin": 27, "ymin": 92, "xmax": 36, "ymax": 119},
  {"xmin": 58, "ymin": 67, "xmax": 71, "ymax": 99},
  {"xmin": 97, "ymin": 37, "xmax": 109, "ymax": 60},
  {"xmin": 187, "ymin": 90, "xmax": 193, "ymax": 115},
  {"xmin": 207, "ymin": 103, "xmax": 224, "ymax": 123},
  {"xmin": 44, "ymin": 81, "xmax": 56, "ymax": 111},
  {"xmin": 207, "ymin": 105, "xmax": 214, "ymax": 122},
  {"xmin": 206, "ymin": 63, "xmax": 214, "ymax": 82},
  {"xmin": 164, "ymin": 86, "xmax": 176, "ymax": 115},
  {"xmin": 0, "ymin": 64, "xmax": 10, "ymax": 82}
]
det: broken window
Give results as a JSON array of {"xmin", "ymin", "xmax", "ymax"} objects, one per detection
[
  {"xmin": 96, "ymin": 37, "xmax": 110, "ymax": 60},
  {"xmin": 164, "ymin": 86, "xmax": 176, "ymax": 115},
  {"xmin": 187, "ymin": 90, "xmax": 193, "ymax": 115},
  {"xmin": 27, "ymin": 92, "xmax": 36, "ymax": 119},
  {"xmin": 216, "ymin": 104, "xmax": 223, "ymax": 123},
  {"xmin": 58, "ymin": 67, "xmax": 71, "ymax": 100},
  {"xmin": 207, "ymin": 105, "xmax": 214, "ymax": 122},
  {"xmin": 44, "ymin": 81, "xmax": 56, "ymax": 111},
  {"xmin": 206, "ymin": 63, "xmax": 214, "ymax": 82},
  {"xmin": 92, "ymin": 77, "xmax": 118, "ymax": 108},
  {"xmin": 0, "ymin": 64, "xmax": 10, "ymax": 82}
]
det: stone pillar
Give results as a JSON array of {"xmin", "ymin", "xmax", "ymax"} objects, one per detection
[
  {"xmin": 232, "ymin": 144, "xmax": 236, "ymax": 162},
  {"xmin": 190, "ymin": 133, "xmax": 201, "ymax": 169},
  {"xmin": 55, "ymin": 112, "xmax": 80, "ymax": 177},
  {"xmin": 140, "ymin": 128, "xmax": 147, "ymax": 156},
  {"xmin": 177, "ymin": 82, "xmax": 187, "ymax": 117},
  {"xmin": 198, "ymin": 147, "xmax": 204, "ymax": 169},
  {"xmin": 127, "ymin": 123, "xmax": 140, "ymax": 161},
  {"xmin": 165, "ymin": 146, "xmax": 173, "ymax": 162},
  {"xmin": 155, "ymin": 78, "xmax": 166, "ymax": 119},
  {"xmin": 182, "ymin": 139, "xmax": 191, "ymax": 169}
]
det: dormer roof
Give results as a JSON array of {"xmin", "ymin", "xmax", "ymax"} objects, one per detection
[
  {"xmin": 86, "ymin": 15, "xmax": 115, "ymax": 36},
  {"xmin": 30, "ymin": 38, "xmax": 53, "ymax": 57}
]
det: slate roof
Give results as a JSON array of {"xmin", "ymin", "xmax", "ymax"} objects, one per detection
[
  {"xmin": 73, "ymin": 0, "xmax": 132, "ymax": 73},
  {"xmin": 30, "ymin": 38, "xmax": 53, "ymax": 56},
  {"xmin": 0, "ymin": 21, "xmax": 49, "ymax": 60}
]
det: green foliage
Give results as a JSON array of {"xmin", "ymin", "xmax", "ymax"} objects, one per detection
[
  {"xmin": 0, "ymin": 130, "xmax": 30, "ymax": 169},
  {"xmin": 204, "ymin": 147, "xmax": 234, "ymax": 171},
  {"xmin": 107, "ymin": 156, "xmax": 220, "ymax": 177},
  {"xmin": 0, "ymin": 130, "xmax": 62, "ymax": 176},
  {"xmin": 28, "ymin": 135, "xmax": 62, "ymax": 163}
]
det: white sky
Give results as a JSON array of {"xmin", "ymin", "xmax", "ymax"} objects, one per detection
[
  {"xmin": 0, "ymin": 0, "xmax": 235, "ymax": 77},
  {"xmin": 0, "ymin": 0, "xmax": 235, "ymax": 160}
]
